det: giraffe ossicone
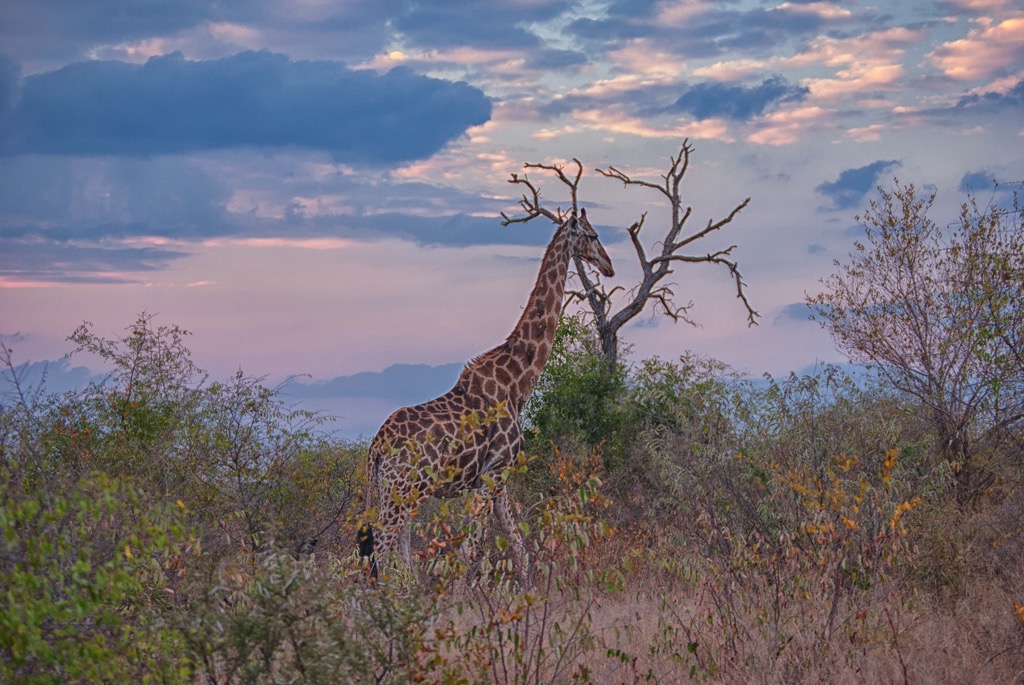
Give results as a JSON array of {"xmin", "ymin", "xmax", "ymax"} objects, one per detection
[{"xmin": 360, "ymin": 209, "xmax": 614, "ymax": 580}]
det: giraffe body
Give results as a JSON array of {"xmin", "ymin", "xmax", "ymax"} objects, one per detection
[{"xmin": 363, "ymin": 210, "xmax": 614, "ymax": 574}]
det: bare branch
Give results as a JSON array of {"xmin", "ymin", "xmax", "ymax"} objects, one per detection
[
  {"xmin": 500, "ymin": 173, "xmax": 560, "ymax": 225},
  {"xmin": 501, "ymin": 160, "xmax": 586, "ymax": 227},
  {"xmin": 501, "ymin": 142, "xmax": 757, "ymax": 364},
  {"xmin": 597, "ymin": 165, "xmax": 669, "ymax": 199},
  {"xmin": 673, "ymin": 198, "xmax": 751, "ymax": 252}
]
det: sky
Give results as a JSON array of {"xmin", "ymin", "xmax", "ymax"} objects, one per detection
[{"xmin": 1, "ymin": 0, "xmax": 1022, "ymax": 437}]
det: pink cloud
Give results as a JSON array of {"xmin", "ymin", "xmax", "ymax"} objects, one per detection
[{"xmin": 930, "ymin": 16, "xmax": 1024, "ymax": 80}]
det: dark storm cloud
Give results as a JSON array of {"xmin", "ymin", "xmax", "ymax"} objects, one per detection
[
  {"xmin": 673, "ymin": 77, "xmax": 809, "ymax": 121},
  {"xmin": 0, "ymin": 0, "xmax": 396, "ymax": 65},
  {"xmin": 0, "ymin": 51, "xmax": 491, "ymax": 162},
  {"xmin": 816, "ymin": 160, "xmax": 901, "ymax": 210},
  {"xmin": 0, "ymin": 156, "xmax": 229, "ymax": 232}
]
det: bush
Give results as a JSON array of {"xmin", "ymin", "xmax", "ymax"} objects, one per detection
[
  {"xmin": 0, "ymin": 472, "xmax": 193, "ymax": 683},
  {"xmin": 3, "ymin": 313, "xmax": 1023, "ymax": 683}
]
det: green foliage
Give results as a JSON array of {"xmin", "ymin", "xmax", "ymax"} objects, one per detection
[
  {"xmin": 523, "ymin": 315, "xmax": 631, "ymax": 463},
  {"xmin": 57, "ymin": 313, "xmax": 350, "ymax": 557},
  {"xmin": 0, "ymin": 472, "xmax": 192, "ymax": 683},
  {"xmin": 186, "ymin": 551, "xmax": 424, "ymax": 684},
  {"xmin": 67, "ymin": 314, "xmax": 204, "ymax": 476},
  {"xmin": 809, "ymin": 183, "xmax": 1024, "ymax": 502},
  {"xmin": 2, "ymin": 307, "xmax": 1023, "ymax": 683},
  {"xmin": 184, "ymin": 468, "xmax": 627, "ymax": 685}
]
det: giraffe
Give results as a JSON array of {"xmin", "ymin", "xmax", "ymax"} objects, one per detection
[{"xmin": 360, "ymin": 209, "xmax": 614, "ymax": 577}]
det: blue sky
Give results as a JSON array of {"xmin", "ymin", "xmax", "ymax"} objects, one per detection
[{"xmin": 1, "ymin": 0, "xmax": 1022, "ymax": 436}]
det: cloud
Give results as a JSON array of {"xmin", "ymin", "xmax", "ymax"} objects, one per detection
[
  {"xmin": 0, "ymin": 54, "xmax": 17, "ymax": 114},
  {"xmin": 0, "ymin": 235, "xmax": 188, "ymax": 285},
  {"xmin": 0, "ymin": 155, "xmax": 230, "ymax": 233},
  {"xmin": 0, "ymin": 1, "xmax": 396, "ymax": 67},
  {"xmin": 1, "ymin": 358, "xmax": 102, "ymax": 395},
  {"xmin": 776, "ymin": 302, "xmax": 813, "ymax": 324},
  {"xmin": 524, "ymin": 49, "xmax": 590, "ymax": 71},
  {"xmin": 388, "ymin": 0, "xmax": 574, "ymax": 54},
  {"xmin": 673, "ymin": 76, "xmax": 809, "ymax": 121},
  {"xmin": 815, "ymin": 160, "xmax": 901, "ymax": 210},
  {"xmin": 541, "ymin": 107, "xmax": 734, "ymax": 142},
  {"xmin": 959, "ymin": 169, "xmax": 997, "ymax": 192},
  {"xmin": 322, "ymin": 212, "xmax": 552, "ymax": 247},
  {"xmin": 567, "ymin": 1, "xmax": 851, "ymax": 58},
  {"xmin": 929, "ymin": 16, "xmax": 1024, "ymax": 81},
  {"xmin": 745, "ymin": 105, "xmax": 831, "ymax": 145},
  {"xmin": 0, "ymin": 51, "xmax": 492, "ymax": 162},
  {"xmin": 290, "ymin": 362, "xmax": 463, "ymax": 407},
  {"xmin": 954, "ymin": 77, "xmax": 1024, "ymax": 110},
  {"xmin": 0, "ymin": 154, "xmax": 232, "ymax": 283}
]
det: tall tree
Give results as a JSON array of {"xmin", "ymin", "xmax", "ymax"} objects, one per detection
[
  {"xmin": 501, "ymin": 140, "xmax": 758, "ymax": 365},
  {"xmin": 808, "ymin": 182, "xmax": 1024, "ymax": 503}
]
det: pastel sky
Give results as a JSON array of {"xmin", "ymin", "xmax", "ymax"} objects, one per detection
[{"xmin": 1, "ymin": 0, "xmax": 1022, "ymax": 437}]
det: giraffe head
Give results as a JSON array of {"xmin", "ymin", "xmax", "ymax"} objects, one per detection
[{"xmin": 569, "ymin": 208, "xmax": 615, "ymax": 277}]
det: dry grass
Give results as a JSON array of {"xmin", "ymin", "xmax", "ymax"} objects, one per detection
[{"xmin": 434, "ymin": 501, "xmax": 1024, "ymax": 685}]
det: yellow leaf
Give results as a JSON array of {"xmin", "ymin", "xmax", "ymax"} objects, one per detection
[
  {"xmin": 176, "ymin": 499, "xmax": 185, "ymax": 509},
  {"xmin": 124, "ymin": 544, "xmax": 133, "ymax": 559}
]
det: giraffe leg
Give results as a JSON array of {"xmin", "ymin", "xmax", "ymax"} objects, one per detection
[
  {"xmin": 398, "ymin": 522, "xmax": 412, "ymax": 567},
  {"xmin": 491, "ymin": 489, "xmax": 529, "ymax": 584},
  {"xmin": 371, "ymin": 496, "xmax": 409, "ymax": 576},
  {"xmin": 372, "ymin": 522, "xmax": 397, "ymax": 571}
]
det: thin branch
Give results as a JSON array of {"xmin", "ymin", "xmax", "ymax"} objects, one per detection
[
  {"xmin": 500, "ymin": 142, "xmax": 757, "ymax": 363},
  {"xmin": 597, "ymin": 165, "xmax": 669, "ymax": 199},
  {"xmin": 673, "ymin": 198, "xmax": 751, "ymax": 251}
]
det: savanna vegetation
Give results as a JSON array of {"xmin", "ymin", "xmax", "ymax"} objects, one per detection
[{"xmin": 2, "ymin": 183, "xmax": 1023, "ymax": 683}]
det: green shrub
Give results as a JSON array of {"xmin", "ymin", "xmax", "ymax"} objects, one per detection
[{"xmin": 0, "ymin": 472, "xmax": 193, "ymax": 683}]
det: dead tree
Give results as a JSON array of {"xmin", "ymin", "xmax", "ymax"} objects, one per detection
[{"xmin": 501, "ymin": 140, "xmax": 758, "ymax": 366}]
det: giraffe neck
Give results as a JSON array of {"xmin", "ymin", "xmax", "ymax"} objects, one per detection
[
  {"xmin": 457, "ymin": 222, "xmax": 573, "ymax": 410},
  {"xmin": 503, "ymin": 223, "xmax": 572, "ymax": 401},
  {"xmin": 510, "ymin": 222, "xmax": 571, "ymax": 348}
]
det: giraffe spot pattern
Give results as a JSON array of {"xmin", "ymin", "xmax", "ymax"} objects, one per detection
[{"xmin": 363, "ymin": 212, "xmax": 613, "ymax": 571}]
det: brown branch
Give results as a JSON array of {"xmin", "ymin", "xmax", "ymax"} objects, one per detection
[
  {"xmin": 500, "ymin": 173, "xmax": 560, "ymax": 226},
  {"xmin": 500, "ymin": 160, "xmax": 587, "ymax": 227},
  {"xmin": 598, "ymin": 165, "xmax": 669, "ymax": 199},
  {"xmin": 673, "ymin": 198, "xmax": 751, "ymax": 252},
  {"xmin": 500, "ymin": 142, "xmax": 757, "ymax": 364}
]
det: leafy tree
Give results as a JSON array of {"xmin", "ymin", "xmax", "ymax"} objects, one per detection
[
  {"xmin": 522, "ymin": 315, "xmax": 630, "ymax": 463},
  {"xmin": 63, "ymin": 313, "xmax": 347, "ymax": 554},
  {"xmin": 67, "ymin": 313, "xmax": 204, "ymax": 481},
  {"xmin": 808, "ymin": 182, "xmax": 1024, "ymax": 502}
]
